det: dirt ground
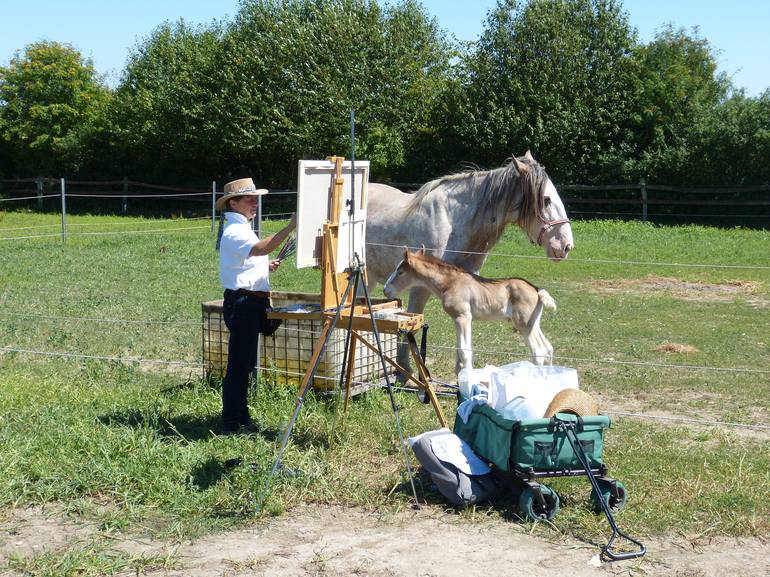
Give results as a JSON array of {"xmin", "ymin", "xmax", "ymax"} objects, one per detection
[{"xmin": 3, "ymin": 504, "xmax": 768, "ymax": 577}]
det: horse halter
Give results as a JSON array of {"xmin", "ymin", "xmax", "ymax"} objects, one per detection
[{"xmin": 536, "ymin": 216, "xmax": 571, "ymax": 246}]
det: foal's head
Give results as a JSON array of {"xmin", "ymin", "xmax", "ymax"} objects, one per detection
[{"xmin": 383, "ymin": 247, "xmax": 427, "ymax": 299}]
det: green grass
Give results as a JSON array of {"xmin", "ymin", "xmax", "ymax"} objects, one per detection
[{"xmin": 1, "ymin": 210, "xmax": 769, "ymax": 574}]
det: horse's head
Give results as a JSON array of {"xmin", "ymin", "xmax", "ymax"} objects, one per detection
[
  {"xmin": 383, "ymin": 247, "xmax": 424, "ymax": 299},
  {"xmin": 513, "ymin": 151, "xmax": 574, "ymax": 261}
]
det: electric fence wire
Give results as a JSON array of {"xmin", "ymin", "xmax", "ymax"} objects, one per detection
[
  {"xmin": 366, "ymin": 242, "xmax": 770, "ymax": 270},
  {"xmin": 0, "ymin": 346, "xmax": 203, "ymax": 368},
  {"xmin": 0, "ymin": 233, "xmax": 65, "ymax": 241},
  {"xmin": 65, "ymin": 192, "xmax": 210, "ymax": 199},
  {"xmin": 0, "ymin": 311, "xmax": 202, "ymax": 326},
  {"xmin": 0, "ymin": 194, "xmax": 59, "ymax": 202},
  {"xmin": 253, "ymin": 366, "xmax": 770, "ymax": 432},
  {"xmin": 2, "ymin": 344, "xmax": 768, "ymax": 431},
  {"xmin": 0, "ymin": 216, "xmax": 209, "ymax": 234},
  {"xmin": 1, "ymin": 309, "xmax": 766, "ymax": 376},
  {"xmin": 0, "ymin": 225, "xmax": 210, "ymax": 241}
]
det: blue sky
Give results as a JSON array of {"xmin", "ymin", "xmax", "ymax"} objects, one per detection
[{"xmin": 1, "ymin": 0, "xmax": 767, "ymax": 96}]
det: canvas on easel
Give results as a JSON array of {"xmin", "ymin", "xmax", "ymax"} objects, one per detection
[{"xmin": 296, "ymin": 159, "xmax": 369, "ymax": 272}]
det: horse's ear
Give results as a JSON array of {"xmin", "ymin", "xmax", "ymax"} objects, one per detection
[
  {"xmin": 513, "ymin": 156, "xmax": 529, "ymax": 175},
  {"xmin": 524, "ymin": 150, "xmax": 535, "ymax": 161},
  {"xmin": 419, "ymin": 243, "xmax": 426, "ymax": 256}
]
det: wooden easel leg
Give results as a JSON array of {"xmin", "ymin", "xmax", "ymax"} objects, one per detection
[
  {"xmin": 297, "ymin": 317, "xmax": 334, "ymax": 397},
  {"xmin": 352, "ymin": 330, "xmax": 447, "ymax": 428},
  {"xmin": 343, "ymin": 334, "xmax": 358, "ymax": 414},
  {"xmin": 405, "ymin": 332, "xmax": 447, "ymax": 429}
]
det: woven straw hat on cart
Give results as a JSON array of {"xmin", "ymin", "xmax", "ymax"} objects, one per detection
[{"xmin": 543, "ymin": 388, "xmax": 599, "ymax": 418}]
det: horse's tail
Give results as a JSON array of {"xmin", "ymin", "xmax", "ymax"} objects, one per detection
[{"xmin": 537, "ymin": 288, "xmax": 556, "ymax": 311}]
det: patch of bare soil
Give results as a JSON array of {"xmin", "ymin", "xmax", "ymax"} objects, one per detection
[
  {"xmin": 589, "ymin": 276, "xmax": 767, "ymax": 306},
  {"xmin": 654, "ymin": 342, "xmax": 700, "ymax": 354},
  {"xmin": 3, "ymin": 505, "xmax": 769, "ymax": 577},
  {"xmin": 590, "ymin": 391, "xmax": 770, "ymax": 442},
  {"xmin": 0, "ymin": 507, "xmax": 96, "ymax": 566}
]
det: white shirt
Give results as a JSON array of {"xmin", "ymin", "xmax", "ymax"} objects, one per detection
[{"xmin": 218, "ymin": 212, "xmax": 270, "ymax": 291}]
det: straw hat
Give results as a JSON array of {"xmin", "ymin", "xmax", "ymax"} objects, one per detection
[
  {"xmin": 216, "ymin": 178, "xmax": 268, "ymax": 211},
  {"xmin": 543, "ymin": 388, "xmax": 599, "ymax": 418}
]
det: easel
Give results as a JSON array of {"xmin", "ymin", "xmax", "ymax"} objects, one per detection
[{"xmin": 258, "ymin": 155, "xmax": 446, "ymax": 509}]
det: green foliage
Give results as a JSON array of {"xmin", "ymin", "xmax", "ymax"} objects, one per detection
[
  {"xmin": 438, "ymin": 0, "xmax": 640, "ymax": 182},
  {"xmin": 629, "ymin": 25, "xmax": 731, "ymax": 183},
  {"xmin": 110, "ymin": 20, "xmax": 225, "ymax": 181},
  {"xmin": 210, "ymin": 0, "xmax": 452, "ymax": 184},
  {"xmin": 685, "ymin": 91, "xmax": 770, "ymax": 185},
  {"xmin": 0, "ymin": 41, "xmax": 111, "ymax": 177},
  {"xmin": 0, "ymin": 1, "xmax": 768, "ymax": 187}
]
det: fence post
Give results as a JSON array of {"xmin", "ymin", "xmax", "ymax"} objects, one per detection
[
  {"xmin": 640, "ymin": 177, "xmax": 647, "ymax": 222},
  {"xmin": 256, "ymin": 194, "xmax": 262, "ymax": 237},
  {"xmin": 36, "ymin": 177, "xmax": 44, "ymax": 211},
  {"xmin": 60, "ymin": 178, "xmax": 67, "ymax": 243},
  {"xmin": 211, "ymin": 181, "xmax": 216, "ymax": 232},
  {"xmin": 122, "ymin": 177, "xmax": 129, "ymax": 214}
]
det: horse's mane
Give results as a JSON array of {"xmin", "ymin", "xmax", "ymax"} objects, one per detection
[{"xmin": 406, "ymin": 156, "xmax": 550, "ymax": 240}]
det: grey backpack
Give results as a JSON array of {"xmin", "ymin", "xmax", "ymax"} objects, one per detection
[{"xmin": 410, "ymin": 429, "xmax": 499, "ymax": 508}]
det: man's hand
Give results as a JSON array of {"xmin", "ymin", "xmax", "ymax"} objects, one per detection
[{"xmin": 269, "ymin": 259, "xmax": 281, "ymax": 272}]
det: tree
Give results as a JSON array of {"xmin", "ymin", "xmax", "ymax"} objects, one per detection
[
  {"xmin": 0, "ymin": 41, "xmax": 111, "ymax": 176},
  {"xmin": 439, "ymin": 0, "xmax": 639, "ymax": 183},
  {"xmin": 629, "ymin": 25, "xmax": 731, "ymax": 183},
  {"xmin": 212, "ymin": 0, "xmax": 452, "ymax": 185},
  {"xmin": 685, "ymin": 90, "xmax": 770, "ymax": 185},
  {"xmin": 110, "ymin": 21, "xmax": 225, "ymax": 181}
]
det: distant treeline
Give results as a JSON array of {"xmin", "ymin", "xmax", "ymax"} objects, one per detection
[{"xmin": 1, "ymin": 0, "xmax": 768, "ymax": 189}]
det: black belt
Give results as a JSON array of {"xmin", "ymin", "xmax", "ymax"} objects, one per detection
[{"xmin": 228, "ymin": 288, "xmax": 270, "ymax": 299}]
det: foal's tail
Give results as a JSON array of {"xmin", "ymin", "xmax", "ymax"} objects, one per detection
[{"xmin": 537, "ymin": 289, "xmax": 556, "ymax": 311}]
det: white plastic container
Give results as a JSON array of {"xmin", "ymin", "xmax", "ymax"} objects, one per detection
[
  {"xmin": 498, "ymin": 396, "xmax": 541, "ymax": 421},
  {"xmin": 488, "ymin": 361, "xmax": 580, "ymax": 418},
  {"xmin": 457, "ymin": 365, "xmax": 493, "ymax": 399}
]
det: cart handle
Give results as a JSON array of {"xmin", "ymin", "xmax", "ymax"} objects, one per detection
[{"xmin": 555, "ymin": 420, "xmax": 646, "ymax": 562}]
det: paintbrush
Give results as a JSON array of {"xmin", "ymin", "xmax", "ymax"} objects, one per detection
[{"xmin": 276, "ymin": 234, "xmax": 296, "ymax": 261}]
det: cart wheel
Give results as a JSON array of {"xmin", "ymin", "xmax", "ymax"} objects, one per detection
[
  {"xmin": 591, "ymin": 479, "xmax": 627, "ymax": 512},
  {"xmin": 519, "ymin": 485, "xmax": 560, "ymax": 522}
]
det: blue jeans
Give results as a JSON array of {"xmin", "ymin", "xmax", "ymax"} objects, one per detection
[{"xmin": 221, "ymin": 289, "xmax": 268, "ymax": 431}]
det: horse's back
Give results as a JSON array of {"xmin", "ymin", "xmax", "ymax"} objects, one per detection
[
  {"xmin": 368, "ymin": 183, "xmax": 413, "ymax": 214},
  {"xmin": 366, "ymin": 183, "xmax": 419, "ymax": 284}
]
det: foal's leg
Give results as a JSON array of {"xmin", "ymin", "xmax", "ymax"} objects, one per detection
[
  {"xmin": 528, "ymin": 327, "xmax": 554, "ymax": 365},
  {"xmin": 454, "ymin": 312, "xmax": 473, "ymax": 374},
  {"xmin": 518, "ymin": 309, "xmax": 552, "ymax": 366}
]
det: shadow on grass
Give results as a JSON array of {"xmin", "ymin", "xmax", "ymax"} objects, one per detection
[
  {"xmin": 190, "ymin": 456, "xmax": 229, "ymax": 490},
  {"xmin": 98, "ymin": 409, "xmax": 221, "ymax": 442},
  {"xmin": 160, "ymin": 376, "xmax": 220, "ymax": 396},
  {"xmin": 389, "ymin": 468, "xmax": 524, "ymax": 520},
  {"xmin": 98, "ymin": 407, "xmax": 294, "ymax": 447}
]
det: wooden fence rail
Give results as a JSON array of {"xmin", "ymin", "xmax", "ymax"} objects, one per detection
[{"xmin": 2, "ymin": 177, "xmax": 768, "ymax": 227}]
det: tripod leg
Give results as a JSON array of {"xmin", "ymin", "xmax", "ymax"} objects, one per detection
[
  {"xmin": 356, "ymin": 256, "xmax": 421, "ymax": 508},
  {"xmin": 256, "ymin": 276, "xmax": 354, "ymax": 512},
  {"xmin": 337, "ymin": 267, "xmax": 361, "ymax": 397}
]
